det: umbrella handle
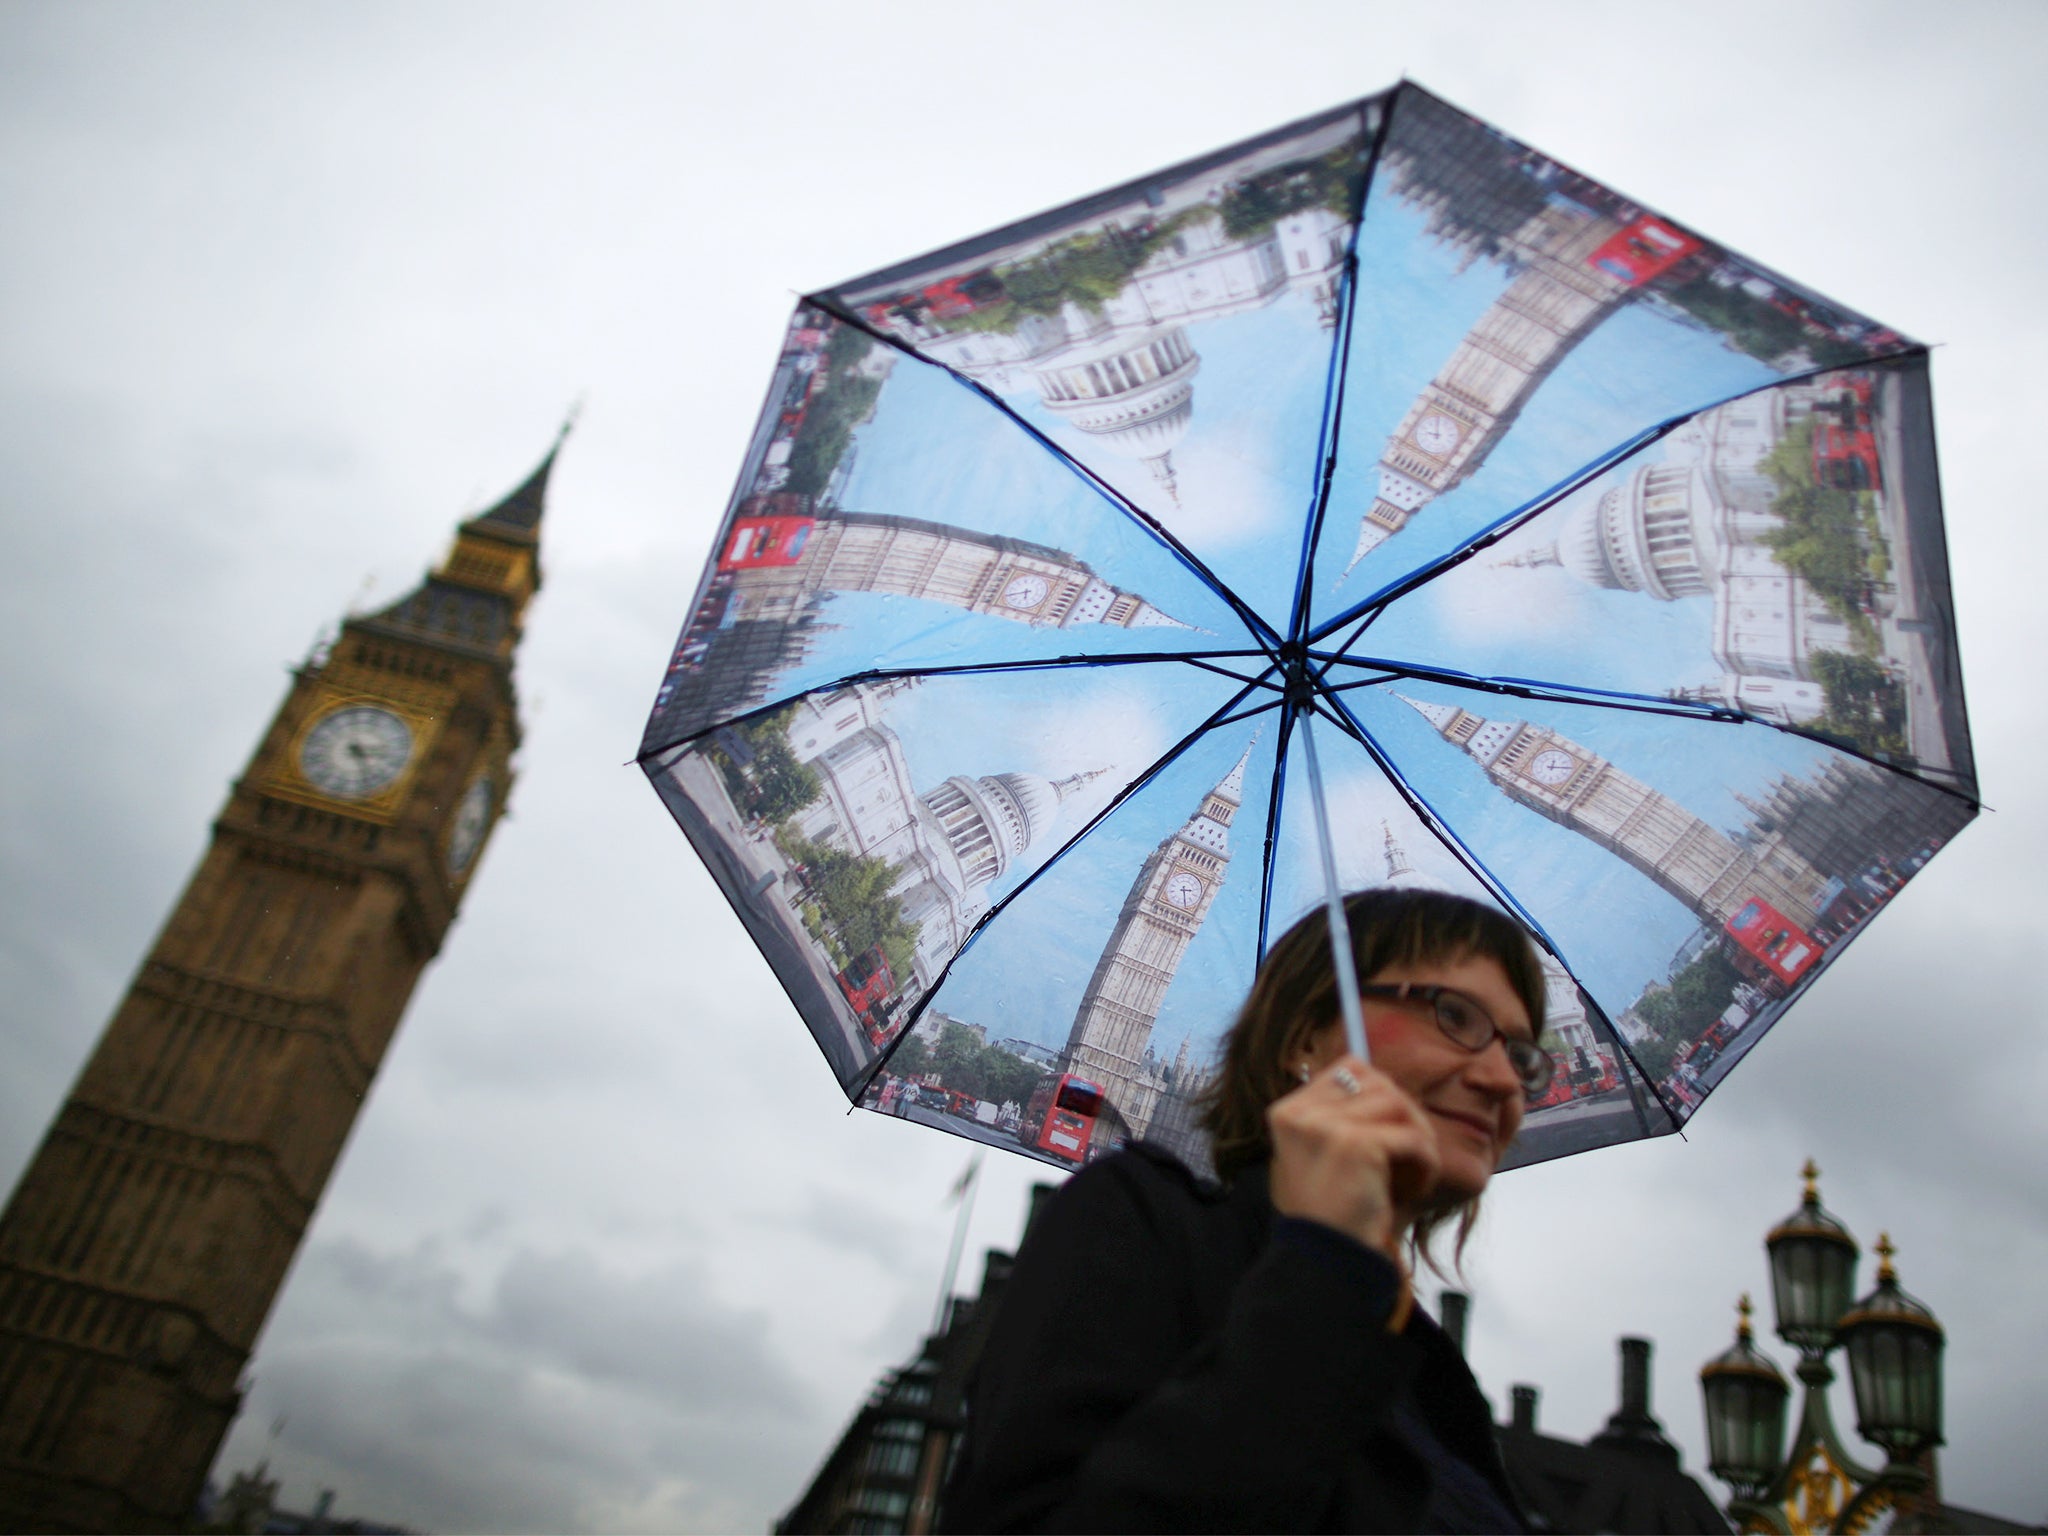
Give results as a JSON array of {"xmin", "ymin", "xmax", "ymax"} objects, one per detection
[{"xmin": 1297, "ymin": 712, "xmax": 1371, "ymax": 1065}]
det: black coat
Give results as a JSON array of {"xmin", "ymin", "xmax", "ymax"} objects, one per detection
[{"xmin": 940, "ymin": 1145, "xmax": 1526, "ymax": 1534}]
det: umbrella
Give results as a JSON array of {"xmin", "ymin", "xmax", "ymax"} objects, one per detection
[{"xmin": 638, "ymin": 82, "xmax": 1976, "ymax": 1174}]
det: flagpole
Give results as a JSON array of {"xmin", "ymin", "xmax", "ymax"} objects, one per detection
[{"xmin": 933, "ymin": 1154, "xmax": 983, "ymax": 1335}]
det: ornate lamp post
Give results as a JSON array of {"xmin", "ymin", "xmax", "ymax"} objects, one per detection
[{"xmin": 1697, "ymin": 1163, "xmax": 1946, "ymax": 1534}]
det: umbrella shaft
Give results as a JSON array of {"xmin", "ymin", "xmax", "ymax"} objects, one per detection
[{"xmin": 1298, "ymin": 714, "xmax": 1371, "ymax": 1064}]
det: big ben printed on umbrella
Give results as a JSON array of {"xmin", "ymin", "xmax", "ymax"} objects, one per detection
[{"xmin": 639, "ymin": 82, "xmax": 1975, "ymax": 1172}]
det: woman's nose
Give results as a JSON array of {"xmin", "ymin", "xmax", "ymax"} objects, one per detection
[{"xmin": 1468, "ymin": 1036, "xmax": 1523, "ymax": 1093}]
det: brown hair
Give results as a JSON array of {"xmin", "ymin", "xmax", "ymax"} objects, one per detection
[{"xmin": 1198, "ymin": 887, "xmax": 1546, "ymax": 1270}]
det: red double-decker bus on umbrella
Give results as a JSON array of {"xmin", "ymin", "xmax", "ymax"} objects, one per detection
[
  {"xmin": 1587, "ymin": 214, "xmax": 1702, "ymax": 287},
  {"xmin": 1724, "ymin": 898, "xmax": 1822, "ymax": 989},
  {"xmin": 718, "ymin": 494, "xmax": 817, "ymax": 571},
  {"xmin": 836, "ymin": 947, "xmax": 896, "ymax": 1046},
  {"xmin": 1020, "ymin": 1073, "xmax": 1107, "ymax": 1164}
]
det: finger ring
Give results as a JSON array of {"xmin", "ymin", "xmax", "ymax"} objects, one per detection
[{"xmin": 1332, "ymin": 1067, "xmax": 1362, "ymax": 1095}]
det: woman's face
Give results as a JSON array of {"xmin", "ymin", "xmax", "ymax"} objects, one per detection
[{"xmin": 1300, "ymin": 949, "xmax": 1533, "ymax": 1208}]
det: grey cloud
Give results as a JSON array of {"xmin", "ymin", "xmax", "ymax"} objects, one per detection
[
  {"xmin": 227, "ymin": 1235, "xmax": 822, "ymax": 1532},
  {"xmin": 489, "ymin": 1248, "xmax": 807, "ymax": 1415},
  {"xmin": 788, "ymin": 1185, "xmax": 921, "ymax": 1276}
]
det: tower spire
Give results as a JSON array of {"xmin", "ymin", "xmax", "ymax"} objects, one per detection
[
  {"xmin": 1382, "ymin": 819, "xmax": 1415, "ymax": 882},
  {"xmin": 1395, "ymin": 693, "xmax": 1460, "ymax": 734},
  {"xmin": 1215, "ymin": 733, "xmax": 1259, "ymax": 803},
  {"xmin": 1051, "ymin": 767, "xmax": 1110, "ymax": 803},
  {"xmin": 363, "ymin": 428, "xmax": 564, "ymax": 661},
  {"xmin": 464, "ymin": 410, "xmax": 575, "ymax": 538},
  {"xmin": 1144, "ymin": 452, "xmax": 1181, "ymax": 505},
  {"xmin": 1494, "ymin": 542, "xmax": 1563, "ymax": 571}
]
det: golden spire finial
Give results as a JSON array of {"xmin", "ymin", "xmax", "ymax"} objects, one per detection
[
  {"xmin": 1801, "ymin": 1158, "xmax": 1820, "ymax": 1202},
  {"xmin": 1875, "ymin": 1232, "xmax": 1897, "ymax": 1282},
  {"xmin": 1736, "ymin": 1292, "xmax": 1754, "ymax": 1343}
]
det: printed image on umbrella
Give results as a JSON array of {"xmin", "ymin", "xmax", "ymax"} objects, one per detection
[{"xmin": 638, "ymin": 82, "xmax": 1976, "ymax": 1175}]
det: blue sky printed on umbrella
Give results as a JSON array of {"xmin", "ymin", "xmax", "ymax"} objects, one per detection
[{"xmin": 929, "ymin": 724, "xmax": 1277, "ymax": 1066}]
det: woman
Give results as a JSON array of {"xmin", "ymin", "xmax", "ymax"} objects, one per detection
[{"xmin": 939, "ymin": 888, "xmax": 1551, "ymax": 1534}]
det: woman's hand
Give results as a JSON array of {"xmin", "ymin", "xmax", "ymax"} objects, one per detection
[{"xmin": 1265, "ymin": 1055, "xmax": 1441, "ymax": 1262}]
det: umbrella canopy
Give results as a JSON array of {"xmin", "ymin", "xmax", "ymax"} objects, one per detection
[{"xmin": 638, "ymin": 81, "xmax": 1975, "ymax": 1175}]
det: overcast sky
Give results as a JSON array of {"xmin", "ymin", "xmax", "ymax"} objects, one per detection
[{"xmin": 3, "ymin": 2, "xmax": 2045, "ymax": 1530}]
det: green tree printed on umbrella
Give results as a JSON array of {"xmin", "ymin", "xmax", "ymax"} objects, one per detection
[
  {"xmin": 778, "ymin": 830, "xmax": 920, "ymax": 982},
  {"xmin": 934, "ymin": 143, "xmax": 1365, "ymax": 336},
  {"xmin": 784, "ymin": 329, "xmax": 884, "ymax": 497},
  {"xmin": 886, "ymin": 1022, "xmax": 1049, "ymax": 1109},
  {"xmin": 1219, "ymin": 144, "xmax": 1363, "ymax": 240},
  {"xmin": 932, "ymin": 1022, "xmax": 1048, "ymax": 1106},
  {"xmin": 709, "ymin": 709, "xmax": 823, "ymax": 825},
  {"xmin": 1760, "ymin": 417, "xmax": 1889, "ymax": 649},
  {"xmin": 1807, "ymin": 650, "xmax": 1909, "ymax": 759},
  {"xmin": 1629, "ymin": 947, "xmax": 1746, "ymax": 1084},
  {"xmin": 1660, "ymin": 275, "xmax": 1870, "ymax": 369}
]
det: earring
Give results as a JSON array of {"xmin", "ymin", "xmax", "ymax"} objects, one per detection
[{"xmin": 1294, "ymin": 1062, "xmax": 1312, "ymax": 1085}]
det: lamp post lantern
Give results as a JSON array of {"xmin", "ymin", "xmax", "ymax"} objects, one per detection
[
  {"xmin": 1766, "ymin": 1160, "xmax": 1859, "ymax": 1354},
  {"xmin": 1838, "ymin": 1234, "xmax": 1945, "ymax": 1465},
  {"xmin": 1698, "ymin": 1164, "xmax": 1945, "ymax": 1534},
  {"xmin": 1700, "ymin": 1295, "xmax": 1789, "ymax": 1500}
]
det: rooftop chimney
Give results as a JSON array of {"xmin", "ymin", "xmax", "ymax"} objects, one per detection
[
  {"xmin": 1024, "ymin": 1182, "xmax": 1058, "ymax": 1240},
  {"xmin": 1510, "ymin": 1384, "xmax": 1539, "ymax": 1433},
  {"xmin": 1590, "ymin": 1335, "xmax": 1680, "ymax": 1465},
  {"xmin": 1438, "ymin": 1290, "xmax": 1470, "ymax": 1353}
]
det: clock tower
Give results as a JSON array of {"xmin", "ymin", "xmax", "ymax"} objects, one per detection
[
  {"xmin": 1399, "ymin": 695, "xmax": 1827, "ymax": 932},
  {"xmin": 1346, "ymin": 204, "xmax": 1631, "ymax": 572},
  {"xmin": 1062, "ymin": 743, "xmax": 1252, "ymax": 1139},
  {"xmin": 721, "ymin": 505, "xmax": 1187, "ymax": 632},
  {"xmin": 0, "ymin": 435, "xmax": 557, "ymax": 1532}
]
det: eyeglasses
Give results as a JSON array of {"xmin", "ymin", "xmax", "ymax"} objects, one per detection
[{"xmin": 1358, "ymin": 983, "xmax": 1554, "ymax": 1098}]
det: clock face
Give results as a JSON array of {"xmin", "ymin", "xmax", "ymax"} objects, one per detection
[
  {"xmin": 1528, "ymin": 748, "xmax": 1578, "ymax": 787},
  {"xmin": 299, "ymin": 706, "xmax": 414, "ymax": 799},
  {"xmin": 1001, "ymin": 573, "xmax": 1050, "ymax": 611},
  {"xmin": 1163, "ymin": 871, "xmax": 1204, "ymax": 910},
  {"xmin": 1411, "ymin": 412, "xmax": 1462, "ymax": 456},
  {"xmin": 448, "ymin": 776, "xmax": 493, "ymax": 874}
]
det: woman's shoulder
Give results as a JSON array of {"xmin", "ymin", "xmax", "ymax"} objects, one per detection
[
  {"xmin": 1095, "ymin": 1140, "xmax": 1226, "ymax": 1196},
  {"xmin": 1053, "ymin": 1142, "xmax": 1224, "ymax": 1218},
  {"xmin": 1028, "ymin": 1143, "xmax": 1259, "ymax": 1265}
]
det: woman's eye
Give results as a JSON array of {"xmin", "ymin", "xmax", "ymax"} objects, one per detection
[{"xmin": 1438, "ymin": 998, "xmax": 1481, "ymax": 1033}]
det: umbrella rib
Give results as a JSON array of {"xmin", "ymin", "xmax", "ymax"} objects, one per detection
[
  {"xmin": 1254, "ymin": 702, "xmax": 1298, "ymax": 964},
  {"xmin": 1317, "ymin": 687, "xmax": 1692, "ymax": 1131},
  {"xmin": 1309, "ymin": 414, "xmax": 1685, "ymax": 647},
  {"xmin": 1178, "ymin": 657, "xmax": 1287, "ymax": 691},
  {"xmin": 1308, "ymin": 346, "xmax": 1938, "ymax": 649},
  {"xmin": 1313, "ymin": 660, "xmax": 1982, "ymax": 809},
  {"xmin": 1316, "ymin": 659, "xmax": 1753, "ymax": 722},
  {"xmin": 1285, "ymin": 246, "xmax": 1360, "ymax": 647},
  {"xmin": 1309, "ymin": 691, "xmax": 1545, "ymax": 932},
  {"xmin": 632, "ymin": 649, "xmax": 1280, "ymax": 763},
  {"xmin": 799, "ymin": 293, "xmax": 1284, "ymax": 653},
  {"xmin": 1285, "ymin": 95, "xmax": 1394, "ymax": 648},
  {"xmin": 849, "ymin": 678, "xmax": 1279, "ymax": 1104}
]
